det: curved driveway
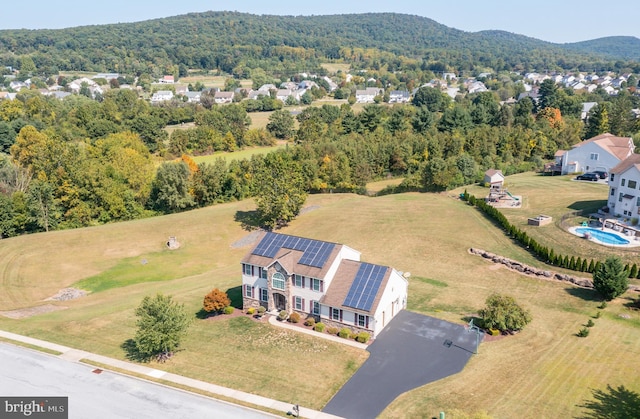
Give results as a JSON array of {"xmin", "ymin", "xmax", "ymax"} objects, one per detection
[{"xmin": 323, "ymin": 310, "xmax": 481, "ymax": 419}]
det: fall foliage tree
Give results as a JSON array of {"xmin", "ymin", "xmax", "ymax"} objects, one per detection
[{"xmin": 203, "ymin": 288, "xmax": 231, "ymax": 313}]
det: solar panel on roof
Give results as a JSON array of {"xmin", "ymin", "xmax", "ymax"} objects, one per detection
[
  {"xmin": 252, "ymin": 232, "xmax": 335, "ymax": 268},
  {"xmin": 343, "ymin": 263, "xmax": 388, "ymax": 312}
]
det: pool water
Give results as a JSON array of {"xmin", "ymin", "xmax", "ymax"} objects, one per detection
[{"xmin": 575, "ymin": 227, "xmax": 630, "ymax": 245}]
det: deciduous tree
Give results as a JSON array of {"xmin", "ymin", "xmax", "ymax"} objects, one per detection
[
  {"xmin": 134, "ymin": 294, "xmax": 191, "ymax": 360},
  {"xmin": 479, "ymin": 294, "xmax": 532, "ymax": 332},
  {"xmin": 203, "ymin": 288, "xmax": 231, "ymax": 313}
]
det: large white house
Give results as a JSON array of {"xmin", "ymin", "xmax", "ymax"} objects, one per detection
[
  {"xmin": 241, "ymin": 232, "xmax": 408, "ymax": 338},
  {"xmin": 554, "ymin": 133, "xmax": 635, "ymax": 175},
  {"xmin": 607, "ymin": 154, "xmax": 640, "ymax": 218}
]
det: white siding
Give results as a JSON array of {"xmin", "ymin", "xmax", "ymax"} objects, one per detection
[
  {"xmin": 322, "ymin": 245, "xmax": 361, "ymax": 290},
  {"xmin": 371, "ymin": 269, "xmax": 408, "ymax": 337},
  {"xmin": 563, "ymin": 142, "xmax": 622, "ymax": 174}
]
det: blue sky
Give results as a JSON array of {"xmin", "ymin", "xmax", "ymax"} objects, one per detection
[{"xmin": 1, "ymin": 0, "xmax": 638, "ymax": 44}]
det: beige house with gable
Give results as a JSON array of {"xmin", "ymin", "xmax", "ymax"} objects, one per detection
[{"xmin": 241, "ymin": 232, "xmax": 408, "ymax": 338}]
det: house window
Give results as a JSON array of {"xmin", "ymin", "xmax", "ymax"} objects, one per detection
[
  {"xmin": 244, "ymin": 284, "xmax": 254, "ymax": 298},
  {"xmin": 356, "ymin": 314, "xmax": 367, "ymax": 328},
  {"xmin": 622, "ymin": 179, "xmax": 626, "ymax": 187},
  {"xmin": 619, "ymin": 193, "xmax": 624, "ymax": 202},
  {"xmin": 629, "ymin": 180, "xmax": 637, "ymax": 189},
  {"xmin": 272, "ymin": 272, "xmax": 285, "ymax": 291},
  {"xmin": 243, "ymin": 264, "xmax": 252, "ymax": 276},
  {"xmin": 259, "ymin": 267, "xmax": 267, "ymax": 280},
  {"xmin": 611, "ymin": 188, "xmax": 616, "ymax": 196},
  {"xmin": 590, "ymin": 153, "xmax": 599, "ymax": 160},
  {"xmin": 294, "ymin": 274, "xmax": 304, "ymax": 288},
  {"xmin": 260, "ymin": 288, "xmax": 268, "ymax": 302},
  {"xmin": 311, "ymin": 301, "xmax": 320, "ymax": 315},
  {"xmin": 311, "ymin": 278, "xmax": 323, "ymax": 292},
  {"xmin": 636, "ymin": 196, "xmax": 640, "ymax": 207},
  {"xmin": 331, "ymin": 308, "xmax": 342, "ymax": 321},
  {"xmin": 294, "ymin": 296, "xmax": 304, "ymax": 311},
  {"xmin": 610, "ymin": 174, "xmax": 615, "ymax": 182}
]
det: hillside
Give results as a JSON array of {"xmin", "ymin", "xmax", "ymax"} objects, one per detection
[
  {"xmin": 0, "ymin": 12, "xmax": 637, "ymax": 76},
  {"xmin": 564, "ymin": 36, "xmax": 640, "ymax": 61}
]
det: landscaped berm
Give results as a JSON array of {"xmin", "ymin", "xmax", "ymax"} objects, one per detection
[{"xmin": 0, "ymin": 172, "xmax": 639, "ymax": 418}]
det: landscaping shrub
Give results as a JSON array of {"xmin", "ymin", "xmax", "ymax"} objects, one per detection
[
  {"xmin": 594, "ymin": 311, "xmax": 601, "ymax": 319},
  {"xmin": 327, "ymin": 327, "xmax": 340, "ymax": 335},
  {"xmin": 288, "ymin": 312, "xmax": 301, "ymax": 323},
  {"xmin": 598, "ymin": 301, "xmax": 608, "ymax": 309},
  {"xmin": 246, "ymin": 307, "xmax": 255, "ymax": 315},
  {"xmin": 223, "ymin": 306, "xmax": 234, "ymax": 315},
  {"xmin": 586, "ymin": 319, "xmax": 594, "ymax": 327},
  {"xmin": 304, "ymin": 318, "xmax": 316, "ymax": 327},
  {"xmin": 257, "ymin": 306, "xmax": 266, "ymax": 315},
  {"xmin": 577, "ymin": 328, "xmax": 590, "ymax": 337},
  {"xmin": 278, "ymin": 310, "xmax": 288, "ymax": 321},
  {"xmin": 203, "ymin": 288, "xmax": 231, "ymax": 313},
  {"xmin": 489, "ymin": 328, "xmax": 500, "ymax": 336},
  {"xmin": 314, "ymin": 322, "xmax": 325, "ymax": 332},
  {"xmin": 338, "ymin": 328, "xmax": 351, "ymax": 338},
  {"xmin": 356, "ymin": 331, "xmax": 370, "ymax": 343}
]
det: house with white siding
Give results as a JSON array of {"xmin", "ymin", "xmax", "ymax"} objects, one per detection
[
  {"xmin": 554, "ymin": 133, "xmax": 635, "ymax": 175},
  {"xmin": 241, "ymin": 232, "xmax": 408, "ymax": 338},
  {"xmin": 607, "ymin": 154, "xmax": 640, "ymax": 218}
]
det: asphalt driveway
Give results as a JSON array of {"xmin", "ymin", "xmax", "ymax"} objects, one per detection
[{"xmin": 323, "ymin": 310, "xmax": 481, "ymax": 419}]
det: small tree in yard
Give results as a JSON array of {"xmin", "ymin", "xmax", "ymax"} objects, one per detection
[
  {"xmin": 203, "ymin": 288, "xmax": 231, "ymax": 313},
  {"xmin": 479, "ymin": 294, "xmax": 532, "ymax": 333},
  {"xmin": 593, "ymin": 256, "xmax": 629, "ymax": 301},
  {"xmin": 134, "ymin": 294, "xmax": 191, "ymax": 361}
]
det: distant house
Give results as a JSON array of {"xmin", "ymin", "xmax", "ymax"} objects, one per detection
[
  {"xmin": 150, "ymin": 90, "xmax": 174, "ymax": 103},
  {"xmin": 159, "ymin": 75, "xmax": 174, "ymax": 84},
  {"xmin": 581, "ymin": 102, "xmax": 598, "ymax": 120},
  {"xmin": 388, "ymin": 90, "xmax": 410, "ymax": 103},
  {"xmin": 242, "ymin": 232, "xmax": 408, "ymax": 338},
  {"xmin": 484, "ymin": 169, "xmax": 504, "ymax": 187},
  {"xmin": 355, "ymin": 87, "xmax": 383, "ymax": 103},
  {"xmin": 555, "ymin": 133, "xmax": 635, "ymax": 175},
  {"xmin": 467, "ymin": 81, "xmax": 488, "ymax": 94},
  {"xmin": 607, "ymin": 154, "xmax": 640, "ymax": 218},
  {"xmin": 93, "ymin": 73, "xmax": 119, "ymax": 81},
  {"xmin": 184, "ymin": 91, "xmax": 201, "ymax": 103},
  {"xmin": 50, "ymin": 91, "xmax": 71, "ymax": 100},
  {"xmin": 214, "ymin": 91, "xmax": 234, "ymax": 104},
  {"xmin": 276, "ymin": 89, "xmax": 293, "ymax": 102}
]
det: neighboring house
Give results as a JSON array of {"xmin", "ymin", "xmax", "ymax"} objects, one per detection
[
  {"xmin": 67, "ymin": 77, "xmax": 98, "ymax": 93},
  {"xmin": 484, "ymin": 169, "xmax": 504, "ymax": 187},
  {"xmin": 214, "ymin": 91, "xmax": 234, "ymax": 104},
  {"xmin": 607, "ymin": 154, "xmax": 640, "ymax": 218},
  {"xmin": 355, "ymin": 87, "xmax": 383, "ymax": 103},
  {"xmin": 581, "ymin": 102, "xmax": 598, "ymax": 120},
  {"xmin": 183, "ymin": 91, "xmax": 201, "ymax": 103},
  {"xmin": 150, "ymin": 90, "xmax": 174, "ymax": 103},
  {"xmin": 159, "ymin": 75, "xmax": 175, "ymax": 84},
  {"xmin": 93, "ymin": 73, "xmax": 119, "ymax": 81},
  {"xmin": 241, "ymin": 232, "xmax": 408, "ymax": 338},
  {"xmin": 555, "ymin": 133, "xmax": 635, "ymax": 174},
  {"xmin": 388, "ymin": 90, "xmax": 410, "ymax": 103},
  {"xmin": 50, "ymin": 91, "xmax": 71, "ymax": 100},
  {"xmin": 276, "ymin": 89, "xmax": 293, "ymax": 102}
]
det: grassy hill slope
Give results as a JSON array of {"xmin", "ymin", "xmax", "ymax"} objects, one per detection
[{"xmin": 0, "ymin": 173, "xmax": 639, "ymax": 416}]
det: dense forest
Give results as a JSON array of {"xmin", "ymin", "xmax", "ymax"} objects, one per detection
[
  {"xmin": 0, "ymin": 77, "xmax": 639, "ymax": 236},
  {"xmin": 1, "ymin": 12, "xmax": 639, "ymax": 78}
]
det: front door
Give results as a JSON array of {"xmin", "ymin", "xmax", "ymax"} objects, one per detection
[{"xmin": 273, "ymin": 293, "xmax": 286, "ymax": 311}]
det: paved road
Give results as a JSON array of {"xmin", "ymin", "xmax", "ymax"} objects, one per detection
[
  {"xmin": 0, "ymin": 342, "xmax": 272, "ymax": 419},
  {"xmin": 323, "ymin": 310, "xmax": 480, "ymax": 419}
]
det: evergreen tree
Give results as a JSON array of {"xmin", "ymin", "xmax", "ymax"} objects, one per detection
[{"xmin": 593, "ymin": 256, "xmax": 629, "ymax": 301}]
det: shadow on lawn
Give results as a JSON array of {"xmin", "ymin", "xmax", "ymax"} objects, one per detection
[
  {"xmin": 576, "ymin": 384, "xmax": 640, "ymax": 419},
  {"xmin": 568, "ymin": 200, "xmax": 607, "ymax": 213},
  {"xmin": 234, "ymin": 210, "xmax": 263, "ymax": 231},
  {"xmin": 121, "ymin": 339, "xmax": 151, "ymax": 363},
  {"xmin": 564, "ymin": 287, "xmax": 602, "ymax": 302}
]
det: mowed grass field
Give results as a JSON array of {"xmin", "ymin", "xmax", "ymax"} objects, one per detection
[{"xmin": 0, "ymin": 173, "xmax": 639, "ymax": 416}]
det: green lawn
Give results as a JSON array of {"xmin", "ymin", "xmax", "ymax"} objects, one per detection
[{"xmin": 0, "ymin": 174, "xmax": 639, "ymax": 417}]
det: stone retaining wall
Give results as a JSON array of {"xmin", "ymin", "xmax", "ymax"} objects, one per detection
[{"xmin": 469, "ymin": 248, "xmax": 594, "ymax": 288}]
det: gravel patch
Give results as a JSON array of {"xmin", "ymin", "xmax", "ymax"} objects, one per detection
[
  {"xmin": 299, "ymin": 205, "xmax": 320, "ymax": 215},
  {"xmin": 0, "ymin": 304, "xmax": 67, "ymax": 319},
  {"xmin": 45, "ymin": 288, "xmax": 87, "ymax": 301},
  {"xmin": 231, "ymin": 230, "xmax": 263, "ymax": 249}
]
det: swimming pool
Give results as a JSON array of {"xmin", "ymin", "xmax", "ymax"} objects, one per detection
[{"xmin": 575, "ymin": 227, "xmax": 630, "ymax": 245}]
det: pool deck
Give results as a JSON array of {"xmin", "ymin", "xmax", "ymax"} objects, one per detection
[{"xmin": 569, "ymin": 225, "xmax": 640, "ymax": 248}]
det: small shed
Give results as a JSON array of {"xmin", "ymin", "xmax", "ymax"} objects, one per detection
[{"xmin": 484, "ymin": 169, "xmax": 504, "ymax": 187}]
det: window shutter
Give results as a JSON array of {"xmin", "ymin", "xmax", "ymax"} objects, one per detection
[
  {"xmin": 302, "ymin": 277, "xmax": 306, "ymax": 288},
  {"xmin": 365, "ymin": 316, "xmax": 369, "ymax": 329},
  {"xmin": 320, "ymin": 280, "xmax": 324, "ymax": 292},
  {"xmin": 340, "ymin": 309, "xmax": 343, "ymax": 322},
  {"xmin": 252, "ymin": 286, "xmax": 255, "ymax": 298},
  {"xmin": 302, "ymin": 298, "xmax": 305, "ymax": 311},
  {"xmin": 251, "ymin": 265, "xmax": 254, "ymax": 276}
]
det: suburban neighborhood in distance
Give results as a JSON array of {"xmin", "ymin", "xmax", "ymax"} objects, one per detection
[{"xmin": 1, "ymin": 9, "xmax": 640, "ymax": 419}]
